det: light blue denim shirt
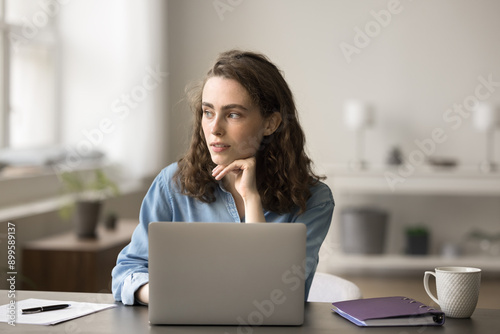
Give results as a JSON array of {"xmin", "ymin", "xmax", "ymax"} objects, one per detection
[{"xmin": 111, "ymin": 163, "xmax": 334, "ymax": 305}]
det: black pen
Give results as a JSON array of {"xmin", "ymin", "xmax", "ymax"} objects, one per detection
[{"xmin": 22, "ymin": 304, "xmax": 70, "ymax": 314}]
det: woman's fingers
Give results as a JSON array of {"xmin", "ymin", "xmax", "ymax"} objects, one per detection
[
  {"xmin": 212, "ymin": 157, "xmax": 256, "ymax": 181},
  {"xmin": 212, "ymin": 160, "xmax": 244, "ymax": 181}
]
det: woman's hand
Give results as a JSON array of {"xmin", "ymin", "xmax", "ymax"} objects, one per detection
[
  {"xmin": 212, "ymin": 157, "xmax": 258, "ymax": 200},
  {"xmin": 212, "ymin": 157, "xmax": 266, "ymax": 223}
]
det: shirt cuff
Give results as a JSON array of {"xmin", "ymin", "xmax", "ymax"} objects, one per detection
[{"xmin": 121, "ymin": 272, "xmax": 149, "ymax": 305}]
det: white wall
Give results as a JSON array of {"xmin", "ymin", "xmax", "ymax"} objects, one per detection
[
  {"xmin": 167, "ymin": 0, "xmax": 500, "ymax": 168},
  {"xmin": 166, "ymin": 0, "xmax": 500, "ymax": 259}
]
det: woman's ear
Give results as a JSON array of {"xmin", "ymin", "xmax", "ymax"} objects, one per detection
[{"xmin": 263, "ymin": 112, "xmax": 282, "ymax": 136}]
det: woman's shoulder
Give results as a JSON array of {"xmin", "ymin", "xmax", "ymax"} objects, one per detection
[
  {"xmin": 159, "ymin": 162, "xmax": 179, "ymax": 177},
  {"xmin": 153, "ymin": 162, "xmax": 180, "ymax": 189},
  {"xmin": 308, "ymin": 180, "xmax": 334, "ymax": 207}
]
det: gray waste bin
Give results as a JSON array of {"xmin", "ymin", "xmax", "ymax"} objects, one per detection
[{"xmin": 340, "ymin": 207, "xmax": 388, "ymax": 254}]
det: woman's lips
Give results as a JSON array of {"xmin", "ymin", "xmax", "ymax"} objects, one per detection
[{"xmin": 211, "ymin": 143, "xmax": 230, "ymax": 153}]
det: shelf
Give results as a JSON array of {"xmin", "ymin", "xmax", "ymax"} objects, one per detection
[
  {"xmin": 23, "ymin": 220, "xmax": 138, "ymax": 251},
  {"xmin": 0, "ymin": 180, "xmax": 147, "ymax": 222},
  {"xmin": 325, "ymin": 254, "xmax": 500, "ymax": 277},
  {"xmin": 325, "ymin": 164, "xmax": 500, "ymax": 196},
  {"xmin": 321, "ymin": 164, "xmax": 500, "ymax": 278}
]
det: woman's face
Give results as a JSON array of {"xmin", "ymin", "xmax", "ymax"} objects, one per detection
[{"xmin": 201, "ymin": 76, "xmax": 271, "ymax": 166}]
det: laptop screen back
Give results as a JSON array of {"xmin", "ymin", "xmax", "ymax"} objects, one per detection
[{"xmin": 148, "ymin": 222, "xmax": 306, "ymax": 325}]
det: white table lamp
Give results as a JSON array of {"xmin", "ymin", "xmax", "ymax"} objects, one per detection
[
  {"xmin": 343, "ymin": 100, "xmax": 373, "ymax": 169},
  {"xmin": 473, "ymin": 102, "xmax": 499, "ymax": 172}
]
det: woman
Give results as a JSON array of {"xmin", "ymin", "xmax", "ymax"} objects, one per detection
[{"xmin": 112, "ymin": 50, "xmax": 334, "ymax": 305}]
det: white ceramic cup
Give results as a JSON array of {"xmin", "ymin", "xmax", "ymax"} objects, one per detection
[{"xmin": 423, "ymin": 267, "xmax": 481, "ymax": 318}]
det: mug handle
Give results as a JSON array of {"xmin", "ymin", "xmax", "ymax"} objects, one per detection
[{"xmin": 423, "ymin": 271, "xmax": 439, "ymax": 305}]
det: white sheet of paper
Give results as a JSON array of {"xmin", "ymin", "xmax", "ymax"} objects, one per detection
[{"xmin": 0, "ymin": 298, "xmax": 117, "ymax": 325}]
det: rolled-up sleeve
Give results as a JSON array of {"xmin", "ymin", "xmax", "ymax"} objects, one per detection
[{"xmin": 111, "ymin": 170, "xmax": 173, "ymax": 304}]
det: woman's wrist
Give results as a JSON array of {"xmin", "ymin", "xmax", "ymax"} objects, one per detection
[
  {"xmin": 135, "ymin": 283, "xmax": 150, "ymax": 305},
  {"xmin": 244, "ymin": 193, "xmax": 266, "ymax": 223}
]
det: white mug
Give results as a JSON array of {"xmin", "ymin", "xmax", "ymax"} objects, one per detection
[{"xmin": 423, "ymin": 267, "xmax": 481, "ymax": 318}]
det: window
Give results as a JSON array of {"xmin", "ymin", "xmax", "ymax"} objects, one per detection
[{"xmin": 0, "ymin": 0, "xmax": 58, "ymax": 150}]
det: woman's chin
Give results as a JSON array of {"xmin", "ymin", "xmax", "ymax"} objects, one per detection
[{"xmin": 210, "ymin": 156, "xmax": 232, "ymax": 166}]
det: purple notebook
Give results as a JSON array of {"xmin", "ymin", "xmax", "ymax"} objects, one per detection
[{"xmin": 332, "ymin": 296, "xmax": 445, "ymax": 327}]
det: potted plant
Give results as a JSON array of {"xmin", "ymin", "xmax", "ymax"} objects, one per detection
[
  {"xmin": 405, "ymin": 225, "xmax": 430, "ymax": 255},
  {"xmin": 59, "ymin": 169, "xmax": 119, "ymax": 239}
]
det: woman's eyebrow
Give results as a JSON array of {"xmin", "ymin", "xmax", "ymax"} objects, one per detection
[
  {"xmin": 201, "ymin": 102, "xmax": 249, "ymax": 111},
  {"xmin": 221, "ymin": 104, "xmax": 249, "ymax": 111}
]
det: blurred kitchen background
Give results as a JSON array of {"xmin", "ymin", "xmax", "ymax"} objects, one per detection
[{"xmin": 0, "ymin": 0, "xmax": 499, "ymax": 308}]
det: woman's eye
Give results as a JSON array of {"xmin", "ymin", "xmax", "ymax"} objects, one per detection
[{"xmin": 203, "ymin": 110, "xmax": 214, "ymax": 118}]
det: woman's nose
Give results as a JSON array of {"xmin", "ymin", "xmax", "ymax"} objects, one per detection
[{"xmin": 211, "ymin": 115, "xmax": 225, "ymax": 136}]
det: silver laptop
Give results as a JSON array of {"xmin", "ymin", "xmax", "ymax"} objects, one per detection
[{"xmin": 148, "ymin": 222, "xmax": 306, "ymax": 326}]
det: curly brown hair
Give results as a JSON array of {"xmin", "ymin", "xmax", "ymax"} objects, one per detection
[{"xmin": 174, "ymin": 50, "xmax": 323, "ymax": 214}]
